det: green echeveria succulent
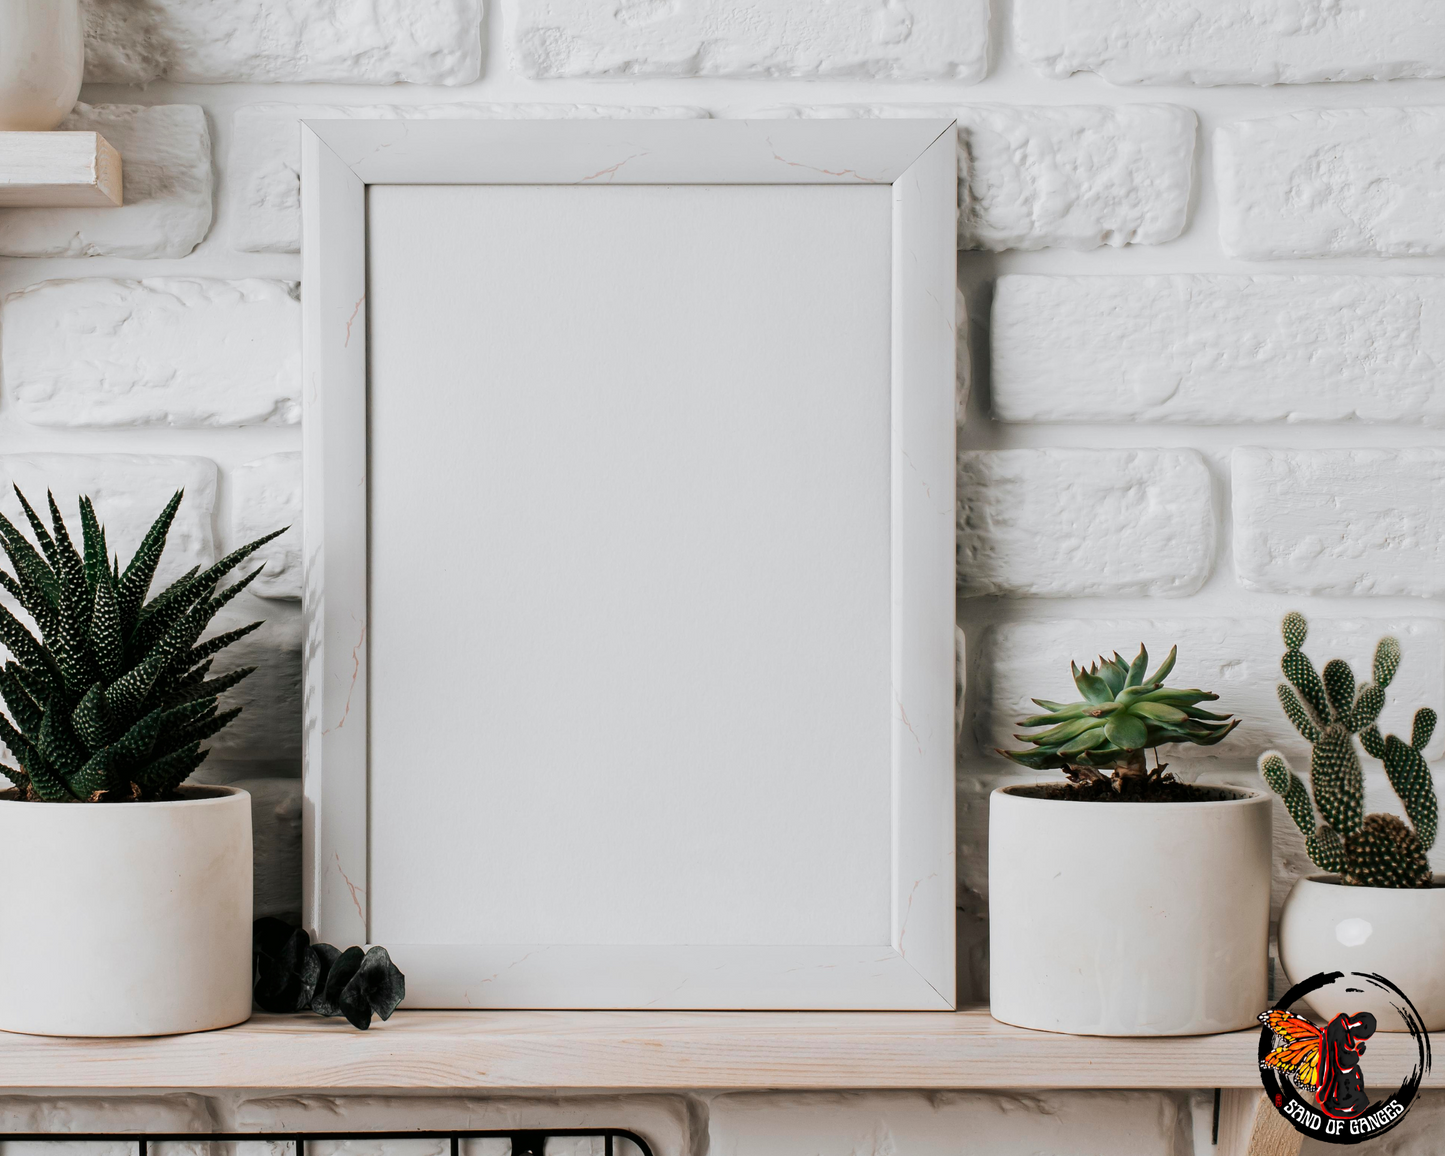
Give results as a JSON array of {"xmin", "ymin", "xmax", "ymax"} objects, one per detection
[
  {"xmin": 1000, "ymin": 644, "xmax": 1239, "ymax": 773},
  {"xmin": 0, "ymin": 488, "xmax": 283, "ymax": 802}
]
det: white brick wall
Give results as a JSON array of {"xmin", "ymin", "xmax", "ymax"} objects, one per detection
[
  {"xmin": 4, "ymin": 0, "xmax": 1445, "ymax": 1143},
  {"xmin": 508, "ymin": 0, "xmax": 990, "ymax": 81},
  {"xmin": 1233, "ymin": 448, "xmax": 1445, "ymax": 596},
  {"xmin": 1216, "ymin": 107, "xmax": 1445, "ymax": 258},
  {"xmin": 82, "ymin": 0, "xmax": 485, "ymax": 84},
  {"xmin": 1017, "ymin": 0, "xmax": 1445, "ymax": 86},
  {"xmin": 992, "ymin": 274, "xmax": 1445, "ymax": 424},
  {"xmin": 957, "ymin": 449, "xmax": 1214, "ymax": 596},
  {"xmin": 2, "ymin": 279, "xmax": 300, "ymax": 427}
]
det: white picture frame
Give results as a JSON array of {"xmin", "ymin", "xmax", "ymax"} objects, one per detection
[{"xmin": 302, "ymin": 119, "xmax": 957, "ymax": 1010}]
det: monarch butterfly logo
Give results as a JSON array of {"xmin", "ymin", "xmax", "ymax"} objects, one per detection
[
  {"xmin": 1260, "ymin": 1008, "xmax": 1376, "ymax": 1119},
  {"xmin": 1257, "ymin": 972, "xmax": 1429, "ymax": 1145}
]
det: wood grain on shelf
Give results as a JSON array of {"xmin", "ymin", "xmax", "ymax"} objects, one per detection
[
  {"xmin": 0, "ymin": 131, "xmax": 122, "ymax": 207},
  {"xmin": 0, "ymin": 1006, "xmax": 1435, "ymax": 1093}
]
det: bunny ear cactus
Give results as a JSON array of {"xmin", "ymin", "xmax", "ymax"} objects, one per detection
[
  {"xmin": 1000, "ymin": 644, "xmax": 1239, "ymax": 796},
  {"xmin": 1259, "ymin": 612, "xmax": 1437, "ymax": 888},
  {"xmin": 0, "ymin": 488, "xmax": 285, "ymax": 802}
]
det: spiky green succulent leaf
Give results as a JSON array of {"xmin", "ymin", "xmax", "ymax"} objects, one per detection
[
  {"xmin": 71, "ymin": 682, "xmax": 118, "ymax": 753},
  {"xmin": 12, "ymin": 488, "xmax": 57, "ymax": 572},
  {"xmin": 19, "ymin": 745, "xmax": 72, "ymax": 801},
  {"xmin": 1125, "ymin": 647, "xmax": 1148, "ymax": 688},
  {"xmin": 78, "ymin": 496, "xmax": 105, "ymax": 599},
  {"xmin": 88, "ymin": 564, "xmax": 124, "ymax": 680},
  {"xmin": 1071, "ymin": 662, "xmax": 1113, "ymax": 705},
  {"xmin": 0, "ymin": 664, "xmax": 41, "ymax": 735},
  {"xmin": 1360, "ymin": 725, "xmax": 1386, "ymax": 761},
  {"xmin": 116, "ymin": 491, "xmax": 183, "ymax": 636},
  {"xmin": 0, "ymin": 510, "xmax": 58, "ymax": 617},
  {"xmin": 1143, "ymin": 646, "xmax": 1177, "ymax": 689}
]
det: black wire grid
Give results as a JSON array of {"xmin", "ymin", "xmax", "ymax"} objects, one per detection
[{"xmin": 0, "ymin": 1132, "xmax": 652, "ymax": 1156}]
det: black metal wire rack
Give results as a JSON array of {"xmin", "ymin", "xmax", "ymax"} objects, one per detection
[{"xmin": 0, "ymin": 1131, "xmax": 653, "ymax": 1156}]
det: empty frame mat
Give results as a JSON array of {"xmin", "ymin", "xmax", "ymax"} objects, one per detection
[{"xmin": 304, "ymin": 120, "xmax": 957, "ymax": 1009}]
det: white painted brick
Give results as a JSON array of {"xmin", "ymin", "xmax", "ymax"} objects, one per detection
[
  {"xmin": 707, "ymin": 1090, "xmax": 1180, "ymax": 1156},
  {"xmin": 233, "ymin": 453, "xmax": 302, "ymax": 600},
  {"xmin": 233, "ymin": 777, "xmax": 302, "ymax": 918},
  {"xmin": 235, "ymin": 1095, "xmax": 692, "ymax": 1156},
  {"xmin": 1217, "ymin": 107, "xmax": 1445, "ymax": 259},
  {"xmin": 0, "ymin": 454, "xmax": 215, "ymax": 594},
  {"xmin": 978, "ymin": 618, "xmax": 1445, "ymax": 766},
  {"xmin": 957, "ymin": 449, "xmax": 1214, "ymax": 597},
  {"xmin": 0, "ymin": 104, "xmax": 211, "ymax": 259},
  {"xmin": 1234, "ymin": 448, "xmax": 1445, "ymax": 596},
  {"xmin": 992, "ymin": 274, "xmax": 1445, "ymax": 425},
  {"xmin": 0, "ymin": 1095, "xmax": 211, "ymax": 1146},
  {"xmin": 509, "ymin": 0, "xmax": 988, "ymax": 81},
  {"xmin": 229, "ymin": 103, "xmax": 708, "ymax": 254},
  {"xmin": 81, "ymin": 0, "xmax": 483, "ymax": 84},
  {"xmin": 2, "ymin": 279, "xmax": 300, "ymax": 428},
  {"xmin": 769, "ymin": 104, "xmax": 1194, "ymax": 250},
  {"xmin": 1017, "ymin": 0, "xmax": 1445, "ymax": 86},
  {"xmin": 956, "ymin": 104, "xmax": 1193, "ymax": 251},
  {"xmin": 204, "ymin": 605, "xmax": 302, "ymax": 762}
]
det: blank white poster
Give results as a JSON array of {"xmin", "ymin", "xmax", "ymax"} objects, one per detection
[{"xmin": 366, "ymin": 183, "xmax": 894, "ymax": 948}]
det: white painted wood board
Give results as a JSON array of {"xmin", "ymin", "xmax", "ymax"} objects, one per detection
[{"xmin": 302, "ymin": 120, "xmax": 957, "ymax": 1009}]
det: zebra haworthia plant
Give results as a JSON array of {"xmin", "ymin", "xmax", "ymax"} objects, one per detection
[
  {"xmin": 0, "ymin": 488, "xmax": 284, "ymax": 802},
  {"xmin": 1259, "ymin": 612, "xmax": 1438, "ymax": 888}
]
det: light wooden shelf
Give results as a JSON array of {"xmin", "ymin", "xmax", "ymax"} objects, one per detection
[
  {"xmin": 0, "ymin": 1005, "xmax": 1435, "ymax": 1092},
  {"xmin": 0, "ymin": 131, "xmax": 122, "ymax": 207}
]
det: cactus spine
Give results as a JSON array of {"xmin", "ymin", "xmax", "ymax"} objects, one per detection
[{"xmin": 1259, "ymin": 612, "xmax": 1437, "ymax": 888}]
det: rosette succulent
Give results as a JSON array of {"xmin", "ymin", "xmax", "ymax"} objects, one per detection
[{"xmin": 1000, "ymin": 644, "xmax": 1239, "ymax": 793}]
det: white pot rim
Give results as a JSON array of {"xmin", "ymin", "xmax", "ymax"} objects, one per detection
[
  {"xmin": 0, "ymin": 783, "xmax": 249, "ymax": 809},
  {"xmin": 992, "ymin": 782, "xmax": 1268, "ymax": 807},
  {"xmin": 1293, "ymin": 872, "xmax": 1445, "ymax": 891}
]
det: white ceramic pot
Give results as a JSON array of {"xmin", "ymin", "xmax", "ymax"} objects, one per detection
[
  {"xmin": 1278, "ymin": 874, "xmax": 1445, "ymax": 1032},
  {"xmin": 0, "ymin": 785, "xmax": 253, "ymax": 1037},
  {"xmin": 989, "ymin": 784, "xmax": 1272, "ymax": 1036},
  {"xmin": 0, "ymin": 0, "xmax": 84, "ymax": 131}
]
